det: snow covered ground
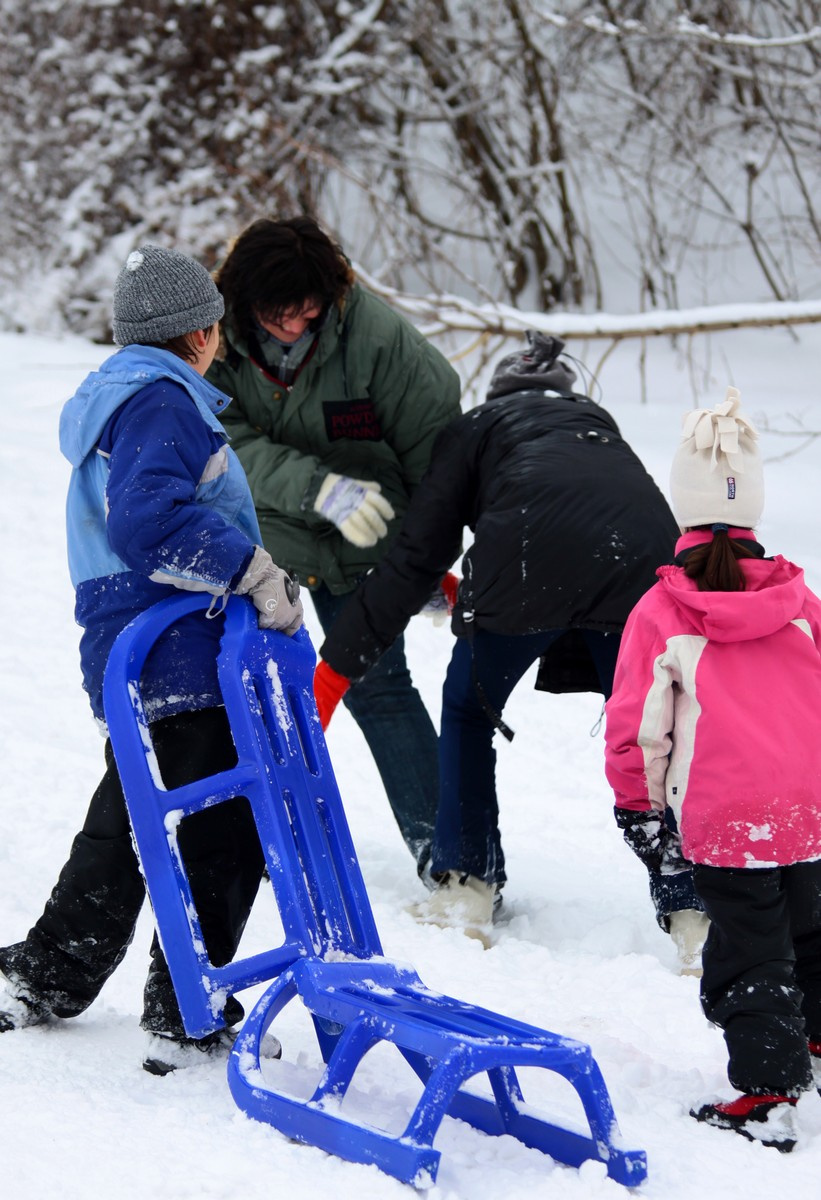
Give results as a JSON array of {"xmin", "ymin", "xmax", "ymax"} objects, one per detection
[{"xmin": 2, "ymin": 325, "xmax": 821, "ymax": 1199}]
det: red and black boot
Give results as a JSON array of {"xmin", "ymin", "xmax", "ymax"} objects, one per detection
[{"xmin": 690, "ymin": 1093, "xmax": 798, "ymax": 1152}]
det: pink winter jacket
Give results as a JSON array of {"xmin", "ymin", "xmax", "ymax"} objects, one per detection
[{"xmin": 605, "ymin": 531, "xmax": 821, "ymax": 868}]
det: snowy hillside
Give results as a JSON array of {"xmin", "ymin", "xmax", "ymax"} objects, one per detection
[{"xmin": 1, "ymin": 326, "xmax": 821, "ymax": 1199}]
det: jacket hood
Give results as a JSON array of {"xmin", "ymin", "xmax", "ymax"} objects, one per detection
[
  {"xmin": 657, "ymin": 543, "xmax": 807, "ymax": 643},
  {"xmin": 59, "ymin": 345, "xmax": 230, "ymax": 467}
]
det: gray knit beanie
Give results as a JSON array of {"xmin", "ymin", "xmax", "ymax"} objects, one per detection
[
  {"xmin": 112, "ymin": 245, "xmax": 224, "ymax": 346},
  {"xmin": 486, "ymin": 331, "xmax": 577, "ymax": 400}
]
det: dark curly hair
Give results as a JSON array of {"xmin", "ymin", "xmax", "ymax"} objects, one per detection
[{"xmin": 215, "ymin": 216, "xmax": 354, "ymax": 348}]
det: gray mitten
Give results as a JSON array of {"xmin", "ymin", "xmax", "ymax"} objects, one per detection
[{"xmin": 235, "ymin": 546, "xmax": 303, "ymax": 635}]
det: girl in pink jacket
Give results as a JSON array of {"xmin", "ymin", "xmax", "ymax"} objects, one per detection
[{"xmin": 605, "ymin": 387, "xmax": 821, "ymax": 1153}]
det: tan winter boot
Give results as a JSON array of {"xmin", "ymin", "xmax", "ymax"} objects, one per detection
[
  {"xmin": 669, "ymin": 909, "xmax": 710, "ymax": 977},
  {"xmin": 407, "ymin": 871, "xmax": 496, "ymax": 948}
]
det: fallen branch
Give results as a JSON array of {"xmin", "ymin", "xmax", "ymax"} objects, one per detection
[{"xmin": 353, "ymin": 265, "xmax": 821, "ymax": 342}]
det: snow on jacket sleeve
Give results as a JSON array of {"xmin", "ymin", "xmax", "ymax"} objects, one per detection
[
  {"xmin": 319, "ymin": 417, "xmax": 474, "ymax": 679},
  {"xmin": 102, "ymin": 381, "xmax": 254, "ymax": 591},
  {"xmin": 604, "ymin": 589, "xmax": 675, "ymax": 814}
]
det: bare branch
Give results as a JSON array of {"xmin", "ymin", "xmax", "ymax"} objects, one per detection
[{"xmin": 353, "ymin": 266, "xmax": 821, "ymax": 341}]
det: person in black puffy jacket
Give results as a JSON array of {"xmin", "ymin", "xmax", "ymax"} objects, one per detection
[{"xmin": 315, "ymin": 332, "xmax": 700, "ymax": 947}]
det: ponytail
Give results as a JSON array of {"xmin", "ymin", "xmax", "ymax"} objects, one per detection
[{"xmin": 682, "ymin": 525, "xmax": 759, "ymax": 592}]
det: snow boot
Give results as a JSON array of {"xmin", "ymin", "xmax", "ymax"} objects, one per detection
[
  {"xmin": 690, "ymin": 1093, "xmax": 798, "ymax": 1152},
  {"xmin": 0, "ymin": 969, "xmax": 50, "ymax": 1032},
  {"xmin": 407, "ymin": 871, "xmax": 497, "ymax": 948},
  {"xmin": 142, "ymin": 1026, "xmax": 282, "ymax": 1076},
  {"xmin": 669, "ymin": 909, "xmax": 710, "ymax": 977}
]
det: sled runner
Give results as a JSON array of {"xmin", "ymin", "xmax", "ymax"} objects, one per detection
[{"xmin": 103, "ymin": 593, "xmax": 647, "ymax": 1189}]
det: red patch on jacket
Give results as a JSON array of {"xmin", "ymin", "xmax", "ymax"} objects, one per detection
[{"xmin": 323, "ymin": 399, "xmax": 384, "ymax": 441}]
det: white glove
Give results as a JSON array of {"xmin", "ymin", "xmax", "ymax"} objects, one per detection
[
  {"xmin": 422, "ymin": 593, "xmax": 451, "ymax": 628},
  {"xmin": 314, "ymin": 472, "xmax": 395, "ymax": 548},
  {"xmin": 420, "ymin": 573, "xmax": 459, "ymax": 627},
  {"xmin": 235, "ymin": 547, "xmax": 304, "ymax": 635}
]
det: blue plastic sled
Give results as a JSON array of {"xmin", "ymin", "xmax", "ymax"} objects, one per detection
[{"xmin": 103, "ymin": 593, "xmax": 647, "ymax": 1189}]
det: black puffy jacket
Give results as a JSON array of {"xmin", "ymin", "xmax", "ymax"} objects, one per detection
[{"xmin": 320, "ymin": 389, "xmax": 679, "ymax": 686}]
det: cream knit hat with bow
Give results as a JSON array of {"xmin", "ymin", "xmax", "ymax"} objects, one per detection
[{"xmin": 669, "ymin": 386, "xmax": 764, "ymax": 529}]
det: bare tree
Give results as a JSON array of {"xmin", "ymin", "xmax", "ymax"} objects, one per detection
[
  {"xmin": 0, "ymin": 0, "xmax": 818, "ymax": 337},
  {"xmin": 358, "ymin": 2, "xmax": 821, "ymax": 309}
]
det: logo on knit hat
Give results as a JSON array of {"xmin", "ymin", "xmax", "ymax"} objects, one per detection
[{"xmin": 727, "ymin": 477, "xmax": 736, "ymax": 499}]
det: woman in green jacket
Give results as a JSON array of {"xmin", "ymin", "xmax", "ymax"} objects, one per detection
[{"xmin": 208, "ymin": 216, "xmax": 461, "ymax": 877}]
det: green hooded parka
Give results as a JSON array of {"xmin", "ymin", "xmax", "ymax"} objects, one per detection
[{"xmin": 208, "ymin": 283, "xmax": 461, "ymax": 593}]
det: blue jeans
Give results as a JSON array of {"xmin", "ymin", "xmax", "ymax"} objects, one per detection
[
  {"xmin": 311, "ymin": 585, "xmax": 439, "ymax": 873},
  {"xmin": 434, "ymin": 627, "xmax": 621, "ymax": 885}
]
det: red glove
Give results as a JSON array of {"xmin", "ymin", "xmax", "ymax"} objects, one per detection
[
  {"xmin": 441, "ymin": 571, "xmax": 459, "ymax": 611},
  {"xmin": 313, "ymin": 659, "xmax": 351, "ymax": 729}
]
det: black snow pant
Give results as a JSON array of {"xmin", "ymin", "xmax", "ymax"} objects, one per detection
[
  {"xmin": 693, "ymin": 860, "xmax": 821, "ymax": 1096},
  {"xmin": 0, "ymin": 707, "xmax": 264, "ymax": 1039}
]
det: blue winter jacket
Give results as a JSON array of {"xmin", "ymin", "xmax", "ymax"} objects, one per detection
[{"xmin": 59, "ymin": 345, "xmax": 262, "ymax": 725}]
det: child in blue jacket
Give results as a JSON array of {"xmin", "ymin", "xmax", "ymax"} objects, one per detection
[{"xmin": 0, "ymin": 245, "xmax": 302, "ymax": 1073}]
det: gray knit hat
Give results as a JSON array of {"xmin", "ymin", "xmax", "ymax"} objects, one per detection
[
  {"xmin": 112, "ymin": 245, "xmax": 224, "ymax": 346},
  {"xmin": 486, "ymin": 331, "xmax": 577, "ymax": 400}
]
